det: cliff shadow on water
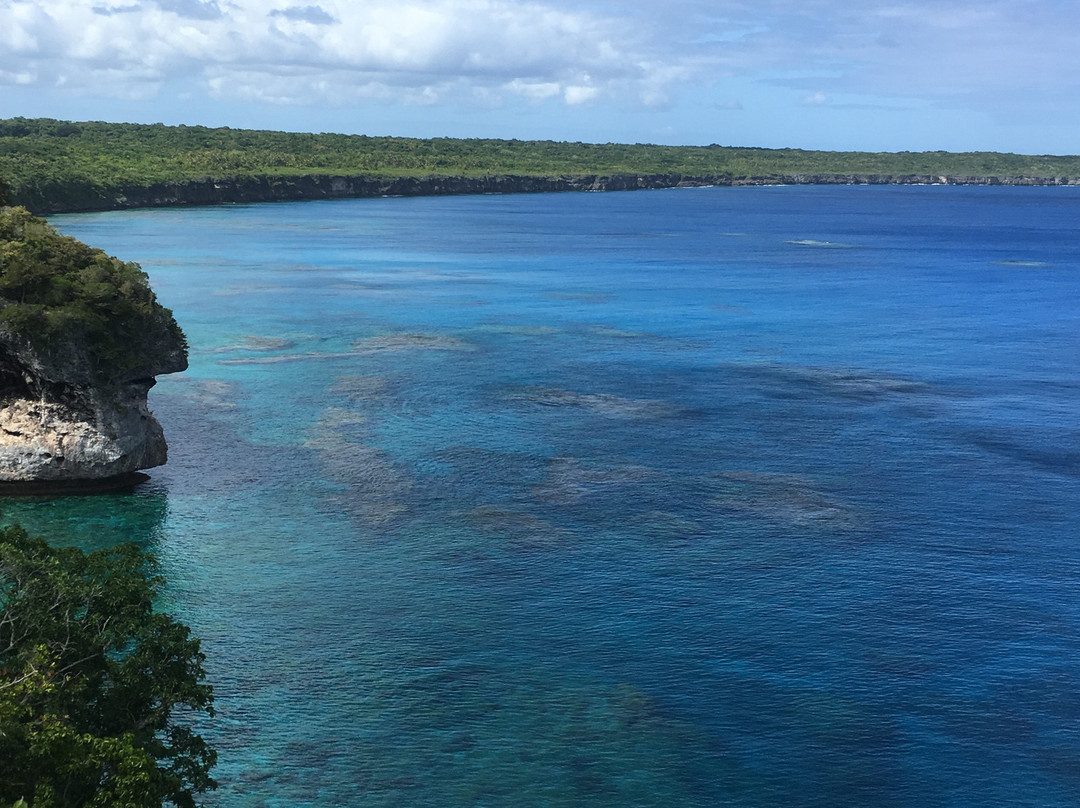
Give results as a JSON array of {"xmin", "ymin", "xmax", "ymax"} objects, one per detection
[{"xmin": 0, "ymin": 483, "xmax": 170, "ymax": 553}]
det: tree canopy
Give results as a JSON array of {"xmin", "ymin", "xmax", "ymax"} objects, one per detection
[
  {"xmin": 0, "ymin": 526, "xmax": 215, "ymax": 808},
  {"xmin": 0, "ymin": 206, "xmax": 186, "ymax": 379}
]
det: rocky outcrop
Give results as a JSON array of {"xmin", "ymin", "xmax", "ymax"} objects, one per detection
[
  {"xmin": 17, "ymin": 172, "xmax": 1080, "ymax": 215},
  {"xmin": 0, "ymin": 329, "xmax": 186, "ymax": 487},
  {"xmin": 0, "ymin": 206, "xmax": 187, "ymax": 491}
]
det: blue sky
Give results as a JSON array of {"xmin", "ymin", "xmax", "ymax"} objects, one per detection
[{"xmin": 1, "ymin": 0, "xmax": 1078, "ymax": 153}]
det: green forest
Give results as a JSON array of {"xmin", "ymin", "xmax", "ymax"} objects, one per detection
[{"xmin": 2, "ymin": 117, "xmax": 1079, "ymax": 213}]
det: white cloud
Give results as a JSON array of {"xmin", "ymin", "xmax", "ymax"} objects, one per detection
[
  {"xmin": 563, "ymin": 84, "xmax": 600, "ymax": 105},
  {"xmin": 1, "ymin": 0, "xmax": 1077, "ymax": 140},
  {"xmin": 403, "ymin": 85, "xmax": 443, "ymax": 106},
  {"xmin": 0, "ymin": 0, "xmax": 687, "ymax": 109},
  {"xmin": 636, "ymin": 62, "xmax": 695, "ymax": 107},
  {"xmin": 0, "ymin": 68, "xmax": 36, "ymax": 84},
  {"xmin": 505, "ymin": 79, "xmax": 561, "ymax": 101},
  {"xmin": 268, "ymin": 4, "xmax": 335, "ymax": 24},
  {"xmin": 205, "ymin": 68, "xmax": 398, "ymax": 105}
]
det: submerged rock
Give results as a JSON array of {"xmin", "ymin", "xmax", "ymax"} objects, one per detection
[{"xmin": 0, "ymin": 206, "xmax": 187, "ymax": 489}]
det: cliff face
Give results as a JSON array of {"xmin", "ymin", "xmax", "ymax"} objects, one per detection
[
  {"xmin": 0, "ymin": 206, "xmax": 187, "ymax": 488},
  {"xmin": 16, "ymin": 172, "xmax": 1080, "ymax": 215}
]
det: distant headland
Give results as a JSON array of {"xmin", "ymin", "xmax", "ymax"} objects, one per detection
[{"xmin": 2, "ymin": 117, "xmax": 1079, "ymax": 214}]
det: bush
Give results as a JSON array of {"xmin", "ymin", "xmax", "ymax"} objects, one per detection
[
  {"xmin": 0, "ymin": 206, "xmax": 186, "ymax": 380},
  {"xmin": 0, "ymin": 527, "xmax": 216, "ymax": 808}
]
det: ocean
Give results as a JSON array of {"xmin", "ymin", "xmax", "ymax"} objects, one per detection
[{"xmin": 8, "ymin": 185, "xmax": 1080, "ymax": 807}]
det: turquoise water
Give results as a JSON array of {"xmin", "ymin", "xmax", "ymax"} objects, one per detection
[{"xmin": 7, "ymin": 186, "xmax": 1080, "ymax": 806}]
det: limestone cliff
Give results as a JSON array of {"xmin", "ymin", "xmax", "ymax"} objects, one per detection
[
  {"xmin": 16, "ymin": 172, "xmax": 1080, "ymax": 215},
  {"xmin": 0, "ymin": 206, "xmax": 187, "ymax": 489}
]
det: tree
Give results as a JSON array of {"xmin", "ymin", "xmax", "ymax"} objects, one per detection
[{"xmin": 0, "ymin": 527, "xmax": 216, "ymax": 808}]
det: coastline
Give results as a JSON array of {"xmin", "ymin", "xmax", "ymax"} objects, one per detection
[{"xmin": 19, "ymin": 171, "xmax": 1080, "ymax": 215}]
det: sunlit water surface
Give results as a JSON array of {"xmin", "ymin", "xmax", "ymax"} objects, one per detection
[{"xmin": 7, "ymin": 186, "xmax": 1080, "ymax": 807}]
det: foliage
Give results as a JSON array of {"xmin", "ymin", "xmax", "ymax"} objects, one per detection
[
  {"xmin": 0, "ymin": 526, "xmax": 215, "ymax": 808},
  {"xmin": 1, "ymin": 117, "xmax": 1079, "ymax": 212},
  {"xmin": 0, "ymin": 206, "xmax": 185, "ymax": 378}
]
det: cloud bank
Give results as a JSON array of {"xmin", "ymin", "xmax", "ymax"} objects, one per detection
[
  {"xmin": 0, "ymin": 0, "xmax": 1077, "ymax": 148},
  {"xmin": 0, "ymin": 0, "xmax": 690, "ymax": 107}
]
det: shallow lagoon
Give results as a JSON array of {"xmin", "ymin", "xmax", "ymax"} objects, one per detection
[{"xmin": 8, "ymin": 185, "xmax": 1080, "ymax": 807}]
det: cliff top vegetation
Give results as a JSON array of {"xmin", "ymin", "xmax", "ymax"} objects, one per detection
[
  {"xmin": 0, "ymin": 205, "xmax": 186, "ymax": 382},
  {"xmin": 2, "ymin": 117, "xmax": 1080, "ymax": 212}
]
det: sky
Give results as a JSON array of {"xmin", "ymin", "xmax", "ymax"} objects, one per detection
[{"xmin": 1, "ymin": 0, "xmax": 1078, "ymax": 153}]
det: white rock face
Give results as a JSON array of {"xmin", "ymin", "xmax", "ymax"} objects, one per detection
[
  {"xmin": 0, "ymin": 322, "xmax": 186, "ymax": 486},
  {"xmin": 0, "ymin": 382, "xmax": 167, "ymax": 481}
]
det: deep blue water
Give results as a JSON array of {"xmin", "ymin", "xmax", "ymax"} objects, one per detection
[{"xmin": 7, "ymin": 185, "xmax": 1080, "ymax": 807}]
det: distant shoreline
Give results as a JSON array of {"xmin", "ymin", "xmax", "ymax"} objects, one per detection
[
  {"xmin": 4, "ymin": 117, "xmax": 1080, "ymax": 215},
  {"xmin": 20, "ymin": 171, "xmax": 1080, "ymax": 215}
]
